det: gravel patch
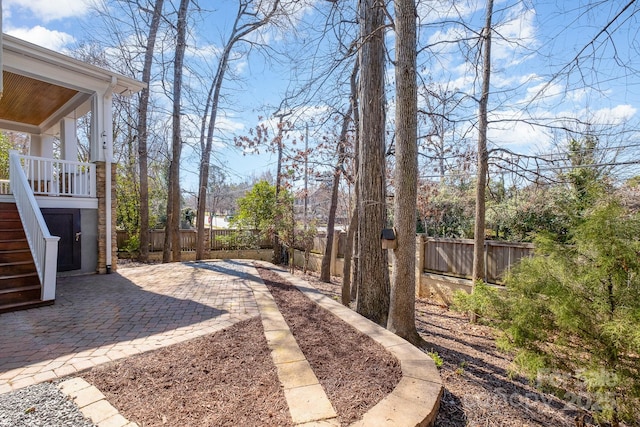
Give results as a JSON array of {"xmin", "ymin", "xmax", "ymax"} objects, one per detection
[{"xmin": 0, "ymin": 382, "xmax": 95, "ymax": 427}]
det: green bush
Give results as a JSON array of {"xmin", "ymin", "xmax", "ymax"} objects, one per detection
[
  {"xmin": 451, "ymin": 281, "xmax": 503, "ymax": 321},
  {"xmin": 122, "ymin": 234, "xmax": 140, "ymax": 254},
  {"xmin": 485, "ymin": 199, "xmax": 640, "ymax": 424}
]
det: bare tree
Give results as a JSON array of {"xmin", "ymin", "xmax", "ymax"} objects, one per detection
[
  {"xmin": 321, "ymin": 59, "xmax": 358, "ymax": 283},
  {"xmin": 163, "ymin": 0, "xmax": 189, "ymax": 263},
  {"xmin": 387, "ymin": 0, "xmax": 422, "ymax": 344},
  {"xmin": 138, "ymin": 0, "xmax": 164, "ymax": 262},
  {"xmin": 471, "ymin": 0, "xmax": 494, "ymax": 288},
  {"xmin": 195, "ymin": 0, "xmax": 283, "ymax": 260},
  {"xmin": 342, "ymin": 74, "xmax": 360, "ymax": 305},
  {"xmin": 355, "ymin": 0, "xmax": 390, "ymax": 326}
]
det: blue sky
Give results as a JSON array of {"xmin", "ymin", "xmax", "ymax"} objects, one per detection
[
  {"xmin": 1, "ymin": 0, "xmax": 295, "ymax": 188},
  {"xmin": 3, "ymin": 0, "xmax": 640, "ymax": 186}
]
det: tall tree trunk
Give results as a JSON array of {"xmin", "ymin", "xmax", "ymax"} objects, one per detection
[
  {"xmin": 343, "ymin": 181, "xmax": 359, "ymax": 304},
  {"xmin": 321, "ymin": 61, "xmax": 358, "ymax": 282},
  {"xmin": 387, "ymin": 0, "xmax": 421, "ymax": 345},
  {"xmin": 472, "ymin": 0, "xmax": 494, "ymax": 308},
  {"xmin": 355, "ymin": 0, "xmax": 389, "ymax": 327},
  {"xmin": 163, "ymin": 0, "xmax": 189, "ymax": 262},
  {"xmin": 193, "ymin": 0, "xmax": 282, "ymax": 261},
  {"xmin": 196, "ymin": 46, "xmax": 231, "ymax": 260},
  {"xmin": 273, "ymin": 117, "xmax": 286, "ymax": 264},
  {"xmin": 195, "ymin": 0, "xmax": 282, "ymax": 260},
  {"xmin": 138, "ymin": 0, "xmax": 164, "ymax": 263},
  {"xmin": 343, "ymin": 67, "xmax": 360, "ymax": 305}
]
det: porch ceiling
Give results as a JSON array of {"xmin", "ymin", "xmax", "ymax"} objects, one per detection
[{"xmin": 0, "ymin": 71, "xmax": 79, "ymax": 127}]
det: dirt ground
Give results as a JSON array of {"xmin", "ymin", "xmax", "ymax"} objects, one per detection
[
  {"xmin": 82, "ymin": 265, "xmax": 400, "ymax": 426},
  {"xmin": 307, "ymin": 274, "xmax": 586, "ymax": 427}
]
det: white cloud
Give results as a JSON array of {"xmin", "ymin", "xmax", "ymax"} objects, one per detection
[
  {"xmin": 492, "ymin": 4, "xmax": 538, "ymax": 65},
  {"xmin": 6, "ymin": 25, "xmax": 75, "ymax": 51},
  {"xmin": 5, "ymin": 0, "xmax": 91, "ymax": 22},
  {"xmin": 488, "ymin": 110, "xmax": 554, "ymax": 150},
  {"xmin": 418, "ymin": 0, "xmax": 484, "ymax": 24},
  {"xmin": 518, "ymin": 81, "xmax": 564, "ymax": 106},
  {"xmin": 589, "ymin": 104, "xmax": 637, "ymax": 126}
]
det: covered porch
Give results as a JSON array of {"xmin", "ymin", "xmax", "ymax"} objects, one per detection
[{"xmin": 0, "ymin": 34, "xmax": 144, "ymax": 310}]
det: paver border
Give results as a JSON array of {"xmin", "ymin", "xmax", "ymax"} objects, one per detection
[
  {"xmin": 255, "ymin": 262, "xmax": 443, "ymax": 427},
  {"xmin": 247, "ymin": 272, "xmax": 339, "ymax": 426},
  {"xmin": 58, "ymin": 378, "xmax": 138, "ymax": 427}
]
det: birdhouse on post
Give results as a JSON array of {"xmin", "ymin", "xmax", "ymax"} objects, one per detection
[{"xmin": 381, "ymin": 228, "xmax": 397, "ymax": 250}]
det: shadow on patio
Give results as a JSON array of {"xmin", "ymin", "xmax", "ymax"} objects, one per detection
[{"xmin": 0, "ymin": 262, "xmax": 251, "ymax": 380}]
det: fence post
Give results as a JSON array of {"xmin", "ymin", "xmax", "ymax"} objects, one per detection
[
  {"xmin": 415, "ymin": 234, "xmax": 425, "ymax": 297},
  {"xmin": 330, "ymin": 230, "xmax": 340, "ymax": 276},
  {"xmin": 483, "ymin": 240, "xmax": 488, "ymax": 283}
]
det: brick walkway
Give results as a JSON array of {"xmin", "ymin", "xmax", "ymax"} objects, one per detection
[{"xmin": 0, "ymin": 260, "xmax": 259, "ymax": 394}]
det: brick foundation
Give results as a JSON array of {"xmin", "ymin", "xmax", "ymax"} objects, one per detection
[{"xmin": 96, "ymin": 162, "xmax": 117, "ymax": 274}]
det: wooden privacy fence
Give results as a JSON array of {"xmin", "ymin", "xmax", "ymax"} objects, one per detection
[
  {"xmin": 208, "ymin": 229, "xmax": 271, "ymax": 250},
  {"xmin": 117, "ymin": 229, "xmax": 271, "ymax": 252},
  {"xmin": 422, "ymin": 237, "xmax": 534, "ymax": 284},
  {"xmin": 305, "ymin": 232, "xmax": 347, "ymax": 257}
]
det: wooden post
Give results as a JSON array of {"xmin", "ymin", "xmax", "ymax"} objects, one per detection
[
  {"xmin": 415, "ymin": 234, "xmax": 425, "ymax": 297},
  {"xmin": 330, "ymin": 230, "xmax": 340, "ymax": 276}
]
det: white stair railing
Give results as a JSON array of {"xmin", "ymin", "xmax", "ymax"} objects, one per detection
[{"xmin": 9, "ymin": 151, "xmax": 60, "ymax": 301}]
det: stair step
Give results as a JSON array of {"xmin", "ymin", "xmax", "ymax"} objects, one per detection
[
  {"xmin": 0, "ymin": 272, "xmax": 40, "ymax": 290},
  {"xmin": 0, "ymin": 239, "xmax": 29, "ymax": 250},
  {"xmin": 0, "ymin": 218, "xmax": 21, "ymax": 225},
  {"xmin": 0, "ymin": 285, "xmax": 41, "ymax": 307},
  {"xmin": 0, "ymin": 260, "xmax": 37, "ymax": 275},
  {"xmin": 0, "ymin": 229, "xmax": 27, "ymax": 240},
  {"xmin": 0, "ymin": 249, "xmax": 32, "ymax": 263},
  {"xmin": 0, "ymin": 299, "xmax": 51, "ymax": 314},
  {"xmin": 0, "ymin": 210, "xmax": 19, "ymax": 220},
  {"xmin": 0, "ymin": 284, "xmax": 40, "ymax": 295}
]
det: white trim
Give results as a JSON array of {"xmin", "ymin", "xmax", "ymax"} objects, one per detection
[
  {"xmin": 35, "ymin": 196, "xmax": 98, "ymax": 210},
  {"xmin": 0, "ymin": 118, "xmax": 40, "ymax": 134},
  {"xmin": 2, "ymin": 34, "xmax": 146, "ymax": 95},
  {"xmin": 39, "ymin": 92, "xmax": 91, "ymax": 133}
]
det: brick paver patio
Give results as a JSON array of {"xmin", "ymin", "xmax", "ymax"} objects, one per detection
[{"xmin": 0, "ymin": 260, "xmax": 259, "ymax": 394}]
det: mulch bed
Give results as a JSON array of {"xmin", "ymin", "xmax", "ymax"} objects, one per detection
[
  {"xmin": 82, "ymin": 317, "xmax": 293, "ymax": 426},
  {"xmin": 81, "ymin": 264, "xmax": 401, "ymax": 426},
  {"xmin": 255, "ymin": 265, "xmax": 402, "ymax": 426}
]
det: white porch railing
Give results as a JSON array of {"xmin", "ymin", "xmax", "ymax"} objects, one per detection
[
  {"xmin": 9, "ymin": 151, "xmax": 60, "ymax": 301},
  {"xmin": 18, "ymin": 154, "xmax": 96, "ymax": 198},
  {"xmin": 0, "ymin": 179, "xmax": 9, "ymax": 195}
]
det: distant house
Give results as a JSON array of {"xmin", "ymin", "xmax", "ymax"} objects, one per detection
[
  {"xmin": 294, "ymin": 182, "xmax": 350, "ymax": 229},
  {"xmin": 0, "ymin": 34, "xmax": 145, "ymax": 312}
]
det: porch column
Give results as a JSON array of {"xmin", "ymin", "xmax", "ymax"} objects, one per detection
[
  {"xmin": 30, "ymin": 134, "xmax": 54, "ymax": 158},
  {"xmin": 29, "ymin": 134, "xmax": 54, "ymax": 192},
  {"xmin": 92, "ymin": 87, "xmax": 117, "ymax": 274},
  {"xmin": 59, "ymin": 117, "xmax": 78, "ymax": 161}
]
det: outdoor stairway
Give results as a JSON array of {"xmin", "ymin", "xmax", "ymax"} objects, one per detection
[{"xmin": 0, "ymin": 202, "xmax": 44, "ymax": 313}]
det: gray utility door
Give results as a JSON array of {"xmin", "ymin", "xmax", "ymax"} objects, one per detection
[{"xmin": 42, "ymin": 208, "xmax": 81, "ymax": 272}]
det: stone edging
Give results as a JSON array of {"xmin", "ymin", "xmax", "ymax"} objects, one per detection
[
  {"xmin": 57, "ymin": 378, "xmax": 138, "ymax": 427},
  {"xmin": 256, "ymin": 262, "xmax": 443, "ymax": 427},
  {"xmin": 246, "ymin": 266, "xmax": 339, "ymax": 426}
]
